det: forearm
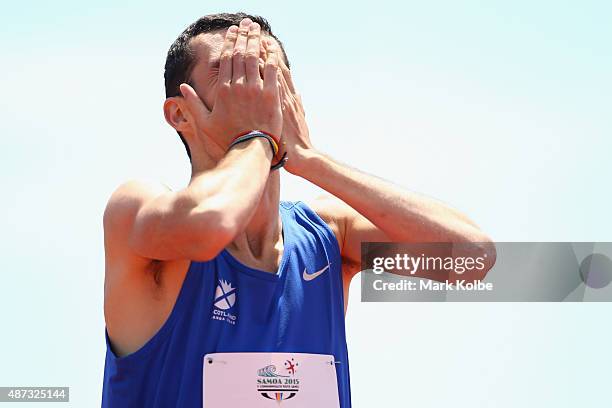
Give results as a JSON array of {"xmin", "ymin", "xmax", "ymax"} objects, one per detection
[
  {"xmin": 125, "ymin": 137, "xmax": 271, "ymax": 261},
  {"xmin": 178, "ymin": 137, "xmax": 273, "ymax": 237},
  {"xmin": 131, "ymin": 137, "xmax": 273, "ymax": 260},
  {"xmin": 298, "ymin": 150, "xmax": 487, "ymax": 244},
  {"xmin": 275, "ymin": 59, "xmax": 494, "ymax": 277}
]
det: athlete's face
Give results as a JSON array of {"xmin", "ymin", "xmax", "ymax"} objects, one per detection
[{"xmin": 187, "ymin": 29, "xmax": 284, "ymax": 112}]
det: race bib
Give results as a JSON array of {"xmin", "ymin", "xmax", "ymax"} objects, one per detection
[{"xmin": 202, "ymin": 352, "xmax": 340, "ymax": 407}]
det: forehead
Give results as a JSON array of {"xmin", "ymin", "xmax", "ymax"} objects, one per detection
[{"xmin": 189, "ymin": 29, "xmax": 283, "ymax": 69}]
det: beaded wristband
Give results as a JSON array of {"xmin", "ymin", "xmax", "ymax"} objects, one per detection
[
  {"xmin": 228, "ymin": 131, "xmax": 278, "ymax": 157},
  {"xmin": 227, "ymin": 130, "xmax": 287, "ymax": 171}
]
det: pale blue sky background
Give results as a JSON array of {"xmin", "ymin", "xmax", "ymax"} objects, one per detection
[{"xmin": 0, "ymin": 0, "xmax": 610, "ymax": 406}]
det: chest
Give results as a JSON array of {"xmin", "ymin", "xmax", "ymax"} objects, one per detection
[{"xmin": 193, "ymin": 251, "xmax": 343, "ymax": 349}]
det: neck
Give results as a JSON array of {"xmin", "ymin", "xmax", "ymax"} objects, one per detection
[
  {"xmin": 228, "ymin": 172, "xmax": 282, "ymax": 260},
  {"xmin": 189, "ymin": 137, "xmax": 222, "ymax": 177},
  {"xmin": 190, "ymin": 146, "xmax": 283, "ymax": 269},
  {"xmin": 188, "ymin": 133, "xmax": 283, "ymax": 268}
]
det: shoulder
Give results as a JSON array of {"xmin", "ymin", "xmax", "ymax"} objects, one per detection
[
  {"xmin": 302, "ymin": 195, "xmax": 363, "ymax": 280},
  {"xmin": 301, "ymin": 194, "xmax": 354, "ymax": 252},
  {"xmin": 103, "ymin": 180, "xmax": 171, "ymax": 232},
  {"xmin": 305, "ymin": 194, "xmax": 357, "ymax": 226}
]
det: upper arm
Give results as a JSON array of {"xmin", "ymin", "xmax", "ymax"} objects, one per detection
[
  {"xmin": 103, "ymin": 180, "xmax": 230, "ymax": 262},
  {"xmin": 103, "ymin": 180, "xmax": 165, "ymax": 261}
]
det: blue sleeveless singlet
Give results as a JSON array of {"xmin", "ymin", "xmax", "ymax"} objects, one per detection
[{"xmin": 102, "ymin": 201, "xmax": 351, "ymax": 407}]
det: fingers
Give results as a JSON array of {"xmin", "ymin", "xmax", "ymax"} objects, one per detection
[
  {"xmin": 278, "ymin": 66, "xmax": 290, "ymax": 106},
  {"xmin": 277, "ymin": 60, "xmax": 306, "ymax": 118},
  {"xmin": 218, "ymin": 25, "xmax": 238, "ymax": 86},
  {"xmin": 263, "ymin": 39, "xmax": 280, "ymax": 103},
  {"xmin": 264, "ymin": 38, "xmax": 296, "ymax": 96},
  {"xmin": 245, "ymin": 22, "xmax": 263, "ymax": 85},
  {"xmin": 258, "ymin": 39, "xmax": 267, "ymax": 79},
  {"xmin": 278, "ymin": 56, "xmax": 296, "ymax": 95},
  {"xmin": 232, "ymin": 18, "xmax": 252, "ymax": 84},
  {"xmin": 179, "ymin": 83, "xmax": 210, "ymax": 123}
]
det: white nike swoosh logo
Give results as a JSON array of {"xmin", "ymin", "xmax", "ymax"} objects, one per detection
[{"xmin": 303, "ymin": 263, "xmax": 331, "ymax": 281}]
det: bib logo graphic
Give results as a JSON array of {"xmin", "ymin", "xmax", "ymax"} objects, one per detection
[
  {"xmin": 256, "ymin": 358, "xmax": 300, "ymax": 402},
  {"xmin": 211, "ymin": 279, "xmax": 237, "ymax": 325}
]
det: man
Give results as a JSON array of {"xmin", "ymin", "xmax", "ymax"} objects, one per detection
[{"xmin": 102, "ymin": 12, "xmax": 494, "ymax": 407}]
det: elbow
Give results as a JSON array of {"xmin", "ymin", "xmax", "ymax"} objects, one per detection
[
  {"xmin": 478, "ymin": 238, "xmax": 497, "ymax": 278},
  {"xmin": 200, "ymin": 204, "xmax": 241, "ymax": 243},
  {"xmin": 187, "ymin": 206, "xmax": 238, "ymax": 261},
  {"xmin": 465, "ymin": 233, "xmax": 497, "ymax": 282},
  {"xmin": 448, "ymin": 228, "xmax": 496, "ymax": 283}
]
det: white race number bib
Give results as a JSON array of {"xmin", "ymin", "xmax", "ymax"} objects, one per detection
[{"xmin": 202, "ymin": 352, "xmax": 340, "ymax": 407}]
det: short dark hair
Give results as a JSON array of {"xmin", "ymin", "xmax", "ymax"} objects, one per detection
[{"xmin": 164, "ymin": 12, "xmax": 290, "ymax": 161}]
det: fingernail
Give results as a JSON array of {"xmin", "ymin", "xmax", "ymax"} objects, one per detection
[
  {"xmin": 228, "ymin": 25, "xmax": 238, "ymax": 33},
  {"xmin": 241, "ymin": 18, "xmax": 252, "ymax": 26},
  {"xmin": 250, "ymin": 22, "xmax": 260, "ymax": 30}
]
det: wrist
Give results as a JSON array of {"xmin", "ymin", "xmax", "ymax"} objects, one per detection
[
  {"xmin": 228, "ymin": 136, "xmax": 274, "ymax": 162},
  {"xmin": 289, "ymin": 146, "xmax": 322, "ymax": 176},
  {"xmin": 228, "ymin": 131, "xmax": 278, "ymax": 159}
]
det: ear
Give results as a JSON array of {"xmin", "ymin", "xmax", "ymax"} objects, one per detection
[{"xmin": 163, "ymin": 97, "xmax": 192, "ymax": 133}]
